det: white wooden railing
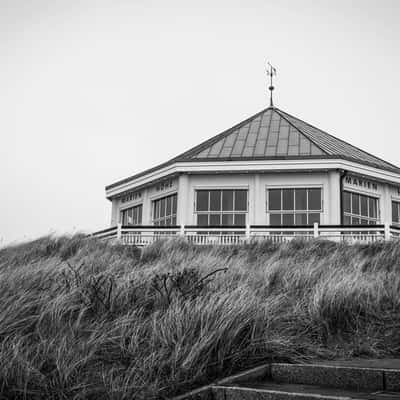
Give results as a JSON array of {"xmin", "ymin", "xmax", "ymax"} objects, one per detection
[{"xmin": 92, "ymin": 223, "xmax": 400, "ymax": 246}]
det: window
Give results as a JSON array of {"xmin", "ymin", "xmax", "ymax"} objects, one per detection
[
  {"xmin": 120, "ymin": 204, "xmax": 142, "ymax": 226},
  {"xmin": 392, "ymin": 201, "xmax": 400, "ymax": 226},
  {"xmin": 195, "ymin": 189, "xmax": 247, "ymax": 226},
  {"xmin": 343, "ymin": 191, "xmax": 379, "ymax": 225},
  {"xmin": 267, "ymin": 188, "xmax": 322, "ymax": 226},
  {"xmin": 153, "ymin": 193, "xmax": 177, "ymax": 226}
]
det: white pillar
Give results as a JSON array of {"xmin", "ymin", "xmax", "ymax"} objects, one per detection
[
  {"xmin": 328, "ymin": 170, "xmax": 341, "ymax": 224},
  {"xmin": 384, "ymin": 222, "xmax": 391, "ymax": 241},
  {"xmin": 252, "ymin": 173, "xmax": 262, "ymax": 225},
  {"xmin": 141, "ymin": 187, "xmax": 152, "ymax": 225},
  {"xmin": 381, "ymin": 184, "xmax": 392, "ymax": 226},
  {"xmin": 110, "ymin": 199, "xmax": 119, "ymax": 226},
  {"xmin": 177, "ymin": 174, "xmax": 189, "ymax": 226},
  {"xmin": 313, "ymin": 222, "xmax": 319, "ymax": 238},
  {"xmin": 117, "ymin": 223, "xmax": 122, "ymax": 239}
]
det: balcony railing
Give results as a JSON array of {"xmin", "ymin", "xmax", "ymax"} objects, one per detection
[{"xmin": 91, "ymin": 223, "xmax": 400, "ymax": 246}]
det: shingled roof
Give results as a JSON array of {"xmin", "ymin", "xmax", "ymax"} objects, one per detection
[{"xmin": 106, "ymin": 106, "xmax": 400, "ymax": 191}]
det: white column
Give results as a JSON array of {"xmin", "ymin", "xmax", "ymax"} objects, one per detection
[
  {"xmin": 110, "ymin": 199, "xmax": 119, "ymax": 226},
  {"xmin": 381, "ymin": 183, "xmax": 392, "ymax": 225},
  {"xmin": 252, "ymin": 173, "xmax": 262, "ymax": 225},
  {"xmin": 177, "ymin": 174, "xmax": 189, "ymax": 226},
  {"xmin": 328, "ymin": 170, "xmax": 341, "ymax": 224},
  {"xmin": 141, "ymin": 187, "xmax": 152, "ymax": 225}
]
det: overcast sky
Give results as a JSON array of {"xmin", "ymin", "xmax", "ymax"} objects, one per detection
[{"xmin": 1, "ymin": 0, "xmax": 399, "ymax": 245}]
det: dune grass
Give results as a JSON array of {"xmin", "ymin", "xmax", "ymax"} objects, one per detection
[{"xmin": 0, "ymin": 236, "xmax": 399, "ymax": 399}]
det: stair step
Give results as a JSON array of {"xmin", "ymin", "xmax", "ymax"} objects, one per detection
[
  {"xmin": 213, "ymin": 382, "xmax": 400, "ymax": 400},
  {"xmin": 171, "ymin": 360, "xmax": 400, "ymax": 400},
  {"xmin": 268, "ymin": 362, "xmax": 400, "ymax": 392}
]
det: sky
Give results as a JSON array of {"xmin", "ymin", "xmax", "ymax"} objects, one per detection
[{"xmin": 1, "ymin": 0, "xmax": 400, "ymax": 245}]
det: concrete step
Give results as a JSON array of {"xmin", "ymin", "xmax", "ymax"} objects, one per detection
[
  {"xmin": 171, "ymin": 360, "xmax": 400, "ymax": 400},
  {"xmin": 213, "ymin": 382, "xmax": 400, "ymax": 400},
  {"xmin": 267, "ymin": 361, "xmax": 400, "ymax": 392}
]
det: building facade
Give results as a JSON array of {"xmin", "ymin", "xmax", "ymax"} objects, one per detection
[{"xmin": 103, "ymin": 106, "xmax": 400, "ymax": 236}]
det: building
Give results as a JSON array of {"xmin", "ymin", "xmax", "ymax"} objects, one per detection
[{"xmin": 95, "ymin": 84, "xmax": 400, "ymax": 244}]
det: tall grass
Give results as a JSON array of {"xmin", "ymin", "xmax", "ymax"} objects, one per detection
[{"xmin": 0, "ymin": 236, "xmax": 399, "ymax": 399}]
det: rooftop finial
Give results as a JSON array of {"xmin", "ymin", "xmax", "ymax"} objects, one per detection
[{"xmin": 266, "ymin": 62, "xmax": 277, "ymax": 107}]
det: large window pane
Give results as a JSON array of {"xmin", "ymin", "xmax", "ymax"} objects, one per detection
[
  {"xmin": 269, "ymin": 189, "xmax": 281, "ymax": 210},
  {"xmin": 210, "ymin": 190, "xmax": 221, "ymax": 211},
  {"xmin": 121, "ymin": 204, "xmax": 143, "ymax": 226},
  {"xmin": 222, "ymin": 190, "xmax": 234, "ymax": 211},
  {"xmin": 343, "ymin": 192, "xmax": 351, "ymax": 213},
  {"xmin": 138, "ymin": 206, "xmax": 142, "ymax": 224},
  {"xmin": 172, "ymin": 195, "xmax": 177, "ymax": 214},
  {"xmin": 210, "ymin": 214, "xmax": 221, "ymax": 225},
  {"xmin": 196, "ymin": 189, "xmax": 248, "ymax": 227},
  {"xmin": 268, "ymin": 187, "xmax": 322, "ymax": 227},
  {"xmin": 127, "ymin": 208, "xmax": 133, "ymax": 224},
  {"xmin": 160, "ymin": 198, "xmax": 166, "ymax": 217},
  {"xmin": 270, "ymin": 213, "xmax": 281, "ymax": 225},
  {"xmin": 222, "ymin": 214, "xmax": 234, "ymax": 225},
  {"xmin": 282, "ymin": 189, "xmax": 294, "ymax": 210},
  {"xmin": 295, "ymin": 189, "xmax": 307, "ymax": 210},
  {"xmin": 360, "ymin": 196, "xmax": 368, "ymax": 217},
  {"xmin": 308, "ymin": 213, "xmax": 320, "ymax": 225},
  {"xmin": 343, "ymin": 191, "xmax": 378, "ymax": 225},
  {"xmin": 393, "ymin": 201, "xmax": 400, "ymax": 223},
  {"xmin": 235, "ymin": 190, "xmax": 247, "ymax": 211},
  {"xmin": 197, "ymin": 214, "xmax": 208, "ymax": 226},
  {"xmin": 196, "ymin": 191, "xmax": 209, "ymax": 212},
  {"xmin": 369, "ymin": 198, "xmax": 377, "ymax": 219},
  {"xmin": 308, "ymin": 189, "xmax": 321, "ymax": 210},
  {"xmin": 352, "ymin": 193, "xmax": 360, "ymax": 214},
  {"xmin": 166, "ymin": 196, "xmax": 172, "ymax": 216},
  {"xmin": 295, "ymin": 213, "xmax": 307, "ymax": 225},
  {"xmin": 282, "ymin": 213, "xmax": 294, "ymax": 226},
  {"xmin": 153, "ymin": 194, "xmax": 177, "ymax": 226},
  {"xmin": 234, "ymin": 214, "xmax": 246, "ymax": 226}
]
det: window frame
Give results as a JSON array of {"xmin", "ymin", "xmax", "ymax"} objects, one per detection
[
  {"xmin": 266, "ymin": 186, "xmax": 323, "ymax": 226},
  {"xmin": 392, "ymin": 199, "xmax": 400, "ymax": 226},
  {"xmin": 152, "ymin": 193, "xmax": 178, "ymax": 226},
  {"xmin": 194, "ymin": 188, "xmax": 248, "ymax": 226},
  {"xmin": 342, "ymin": 189, "xmax": 380, "ymax": 225},
  {"xmin": 120, "ymin": 204, "xmax": 143, "ymax": 226}
]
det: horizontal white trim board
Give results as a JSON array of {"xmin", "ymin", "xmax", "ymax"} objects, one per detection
[{"xmin": 106, "ymin": 158, "xmax": 400, "ymax": 199}]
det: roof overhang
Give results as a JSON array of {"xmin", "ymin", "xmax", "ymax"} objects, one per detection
[{"xmin": 106, "ymin": 158, "xmax": 400, "ymax": 200}]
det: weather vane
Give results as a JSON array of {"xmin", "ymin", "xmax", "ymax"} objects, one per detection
[{"xmin": 266, "ymin": 62, "xmax": 277, "ymax": 107}]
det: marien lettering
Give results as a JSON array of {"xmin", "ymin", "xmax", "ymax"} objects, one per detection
[{"xmin": 345, "ymin": 176, "xmax": 377, "ymax": 190}]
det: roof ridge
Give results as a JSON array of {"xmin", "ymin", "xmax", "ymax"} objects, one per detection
[
  {"xmin": 275, "ymin": 107, "xmax": 400, "ymax": 170},
  {"xmin": 273, "ymin": 108, "xmax": 328, "ymax": 156},
  {"xmin": 171, "ymin": 107, "xmax": 271, "ymax": 161}
]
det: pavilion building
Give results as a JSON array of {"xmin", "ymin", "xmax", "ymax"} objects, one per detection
[{"xmin": 104, "ymin": 104, "xmax": 400, "ymax": 232}]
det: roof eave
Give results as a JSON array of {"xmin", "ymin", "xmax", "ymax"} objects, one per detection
[{"xmin": 105, "ymin": 156, "xmax": 400, "ymax": 200}]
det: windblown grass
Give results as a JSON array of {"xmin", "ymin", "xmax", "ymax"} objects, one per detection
[{"xmin": 0, "ymin": 236, "xmax": 399, "ymax": 399}]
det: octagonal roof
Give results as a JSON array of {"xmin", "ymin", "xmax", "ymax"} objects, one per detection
[{"xmin": 106, "ymin": 106, "xmax": 400, "ymax": 191}]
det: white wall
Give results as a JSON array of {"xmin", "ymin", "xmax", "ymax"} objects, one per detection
[
  {"xmin": 110, "ymin": 170, "xmax": 400, "ymax": 227},
  {"xmin": 182, "ymin": 171, "xmax": 336, "ymax": 225}
]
